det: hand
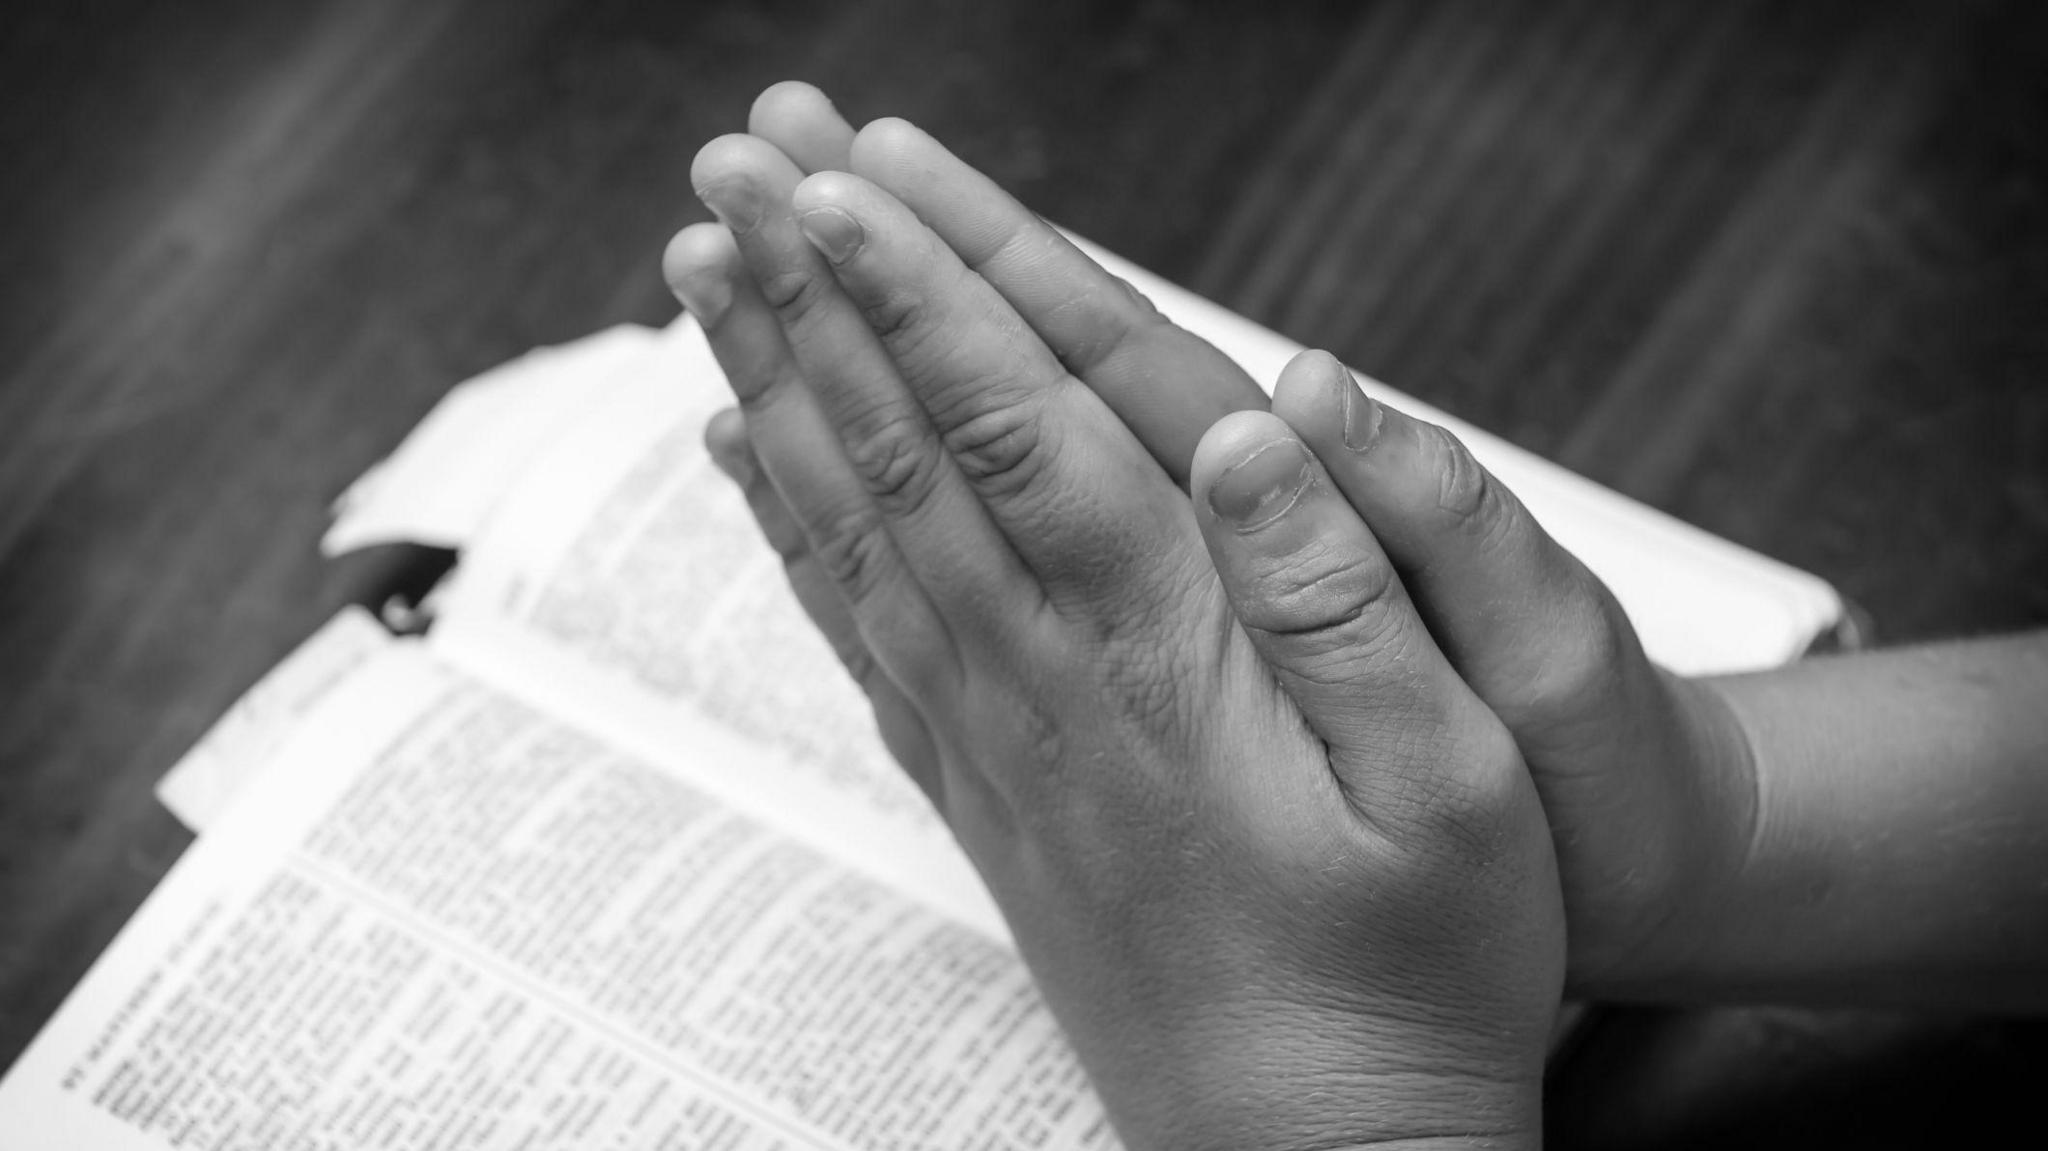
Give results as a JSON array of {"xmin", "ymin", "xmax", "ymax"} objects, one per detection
[
  {"xmin": 680, "ymin": 83, "xmax": 1744, "ymax": 995},
  {"xmin": 668, "ymin": 111, "xmax": 1564, "ymax": 1150},
  {"xmin": 1247, "ymin": 349, "xmax": 1757, "ymax": 992},
  {"xmin": 678, "ymin": 78, "xmax": 1268, "ymax": 815}
]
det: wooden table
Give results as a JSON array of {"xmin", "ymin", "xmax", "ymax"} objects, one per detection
[{"xmin": 5, "ymin": 1, "xmax": 2044, "ymax": 1145}]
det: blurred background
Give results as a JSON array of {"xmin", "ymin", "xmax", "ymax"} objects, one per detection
[{"xmin": 3, "ymin": 0, "xmax": 2043, "ymax": 1145}]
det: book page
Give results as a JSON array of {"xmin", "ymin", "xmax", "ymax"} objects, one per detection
[
  {"xmin": 155, "ymin": 605, "xmax": 391, "ymax": 832},
  {"xmin": 423, "ymin": 318, "xmax": 1008, "ymax": 942},
  {"xmin": 329, "ymin": 247, "xmax": 1840, "ymax": 676},
  {"xmin": 324, "ymin": 324, "xmax": 663, "ymax": 553},
  {"xmin": 0, "ymin": 637, "xmax": 1113, "ymax": 1150}
]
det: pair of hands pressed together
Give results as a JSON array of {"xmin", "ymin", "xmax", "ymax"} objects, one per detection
[{"xmin": 661, "ymin": 82, "xmax": 2048, "ymax": 1150}]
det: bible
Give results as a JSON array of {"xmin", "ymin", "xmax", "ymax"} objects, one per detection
[{"xmin": 0, "ymin": 244, "xmax": 1842, "ymax": 1149}]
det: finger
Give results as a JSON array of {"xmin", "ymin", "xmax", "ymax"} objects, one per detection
[
  {"xmin": 703, "ymin": 408, "xmax": 795, "ymax": 551},
  {"xmin": 688, "ymin": 136, "xmax": 1040, "ymax": 642},
  {"xmin": 848, "ymin": 116, "xmax": 1266, "ymax": 486},
  {"xmin": 704, "ymin": 406, "xmax": 942, "ymax": 795},
  {"xmin": 704, "ymin": 407, "xmax": 869, "ymax": 676},
  {"xmin": 788, "ymin": 169, "xmax": 1194, "ymax": 605},
  {"xmin": 748, "ymin": 80, "xmax": 855, "ymax": 174},
  {"xmin": 666, "ymin": 222, "xmax": 960, "ymax": 786},
  {"xmin": 1191, "ymin": 409, "xmax": 1525, "ymax": 842},
  {"xmin": 1269, "ymin": 351, "xmax": 1654, "ymax": 729}
]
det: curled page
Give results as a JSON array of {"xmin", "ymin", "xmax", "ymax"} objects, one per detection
[
  {"xmin": 324, "ymin": 324, "xmax": 662, "ymax": 554},
  {"xmin": 154, "ymin": 606, "xmax": 393, "ymax": 832}
]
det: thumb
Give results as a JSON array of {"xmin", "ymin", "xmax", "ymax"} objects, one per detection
[{"xmin": 1192, "ymin": 410, "xmax": 1520, "ymax": 839}]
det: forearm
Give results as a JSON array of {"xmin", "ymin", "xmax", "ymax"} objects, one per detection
[{"xmin": 1610, "ymin": 630, "xmax": 2048, "ymax": 1009}]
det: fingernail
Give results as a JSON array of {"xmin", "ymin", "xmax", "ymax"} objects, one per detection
[
  {"xmin": 797, "ymin": 206, "xmax": 864, "ymax": 264},
  {"xmin": 1208, "ymin": 439, "xmax": 1314, "ymax": 531},
  {"xmin": 1341, "ymin": 382, "xmax": 1382, "ymax": 453},
  {"xmin": 696, "ymin": 180, "xmax": 764, "ymax": 235},
  {"xmin": 670, "ymin": 269, "xmax": 733, "ymax": 326}
]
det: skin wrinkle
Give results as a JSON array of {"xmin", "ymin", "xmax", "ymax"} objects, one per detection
[
  {"xmin": 847, "ymin": 274, "xmax": 942, "ymax": 357},
  {"xmin": 802, "ymin": 502, "xmax": 896, "ymax": 612},
  {"xmin": 1418, "ymin": 422, "xmax": 1494, "ymax": 524},
  {"xmin": 836, "ymin": 398, "xmax": 948, "ymax": 516},
  {"xmin": 752, "ymin": 250, "xmax": 839, "ymax": 320},
  {"xmin": 731, "ymin": 357, "xmax": 810, "ymax": 422},
  {"xmin": 1233, "ymin": 560, "xmax": 1410, "ymax": 700},
  {"xmin": 910, "ymin": 330, "xmax": 1067, "ymax": 436},
  {"xmin": 908, "ymin": 318, "xmax": 1060, "ymax": 420},
  {"xmin": 1658, "ymin": 673, "xmax": 1768, "ymax": 979},
  {"xmin": 1240, "ymin": 551, "xmax": 1399, "ymax": 644},
  {"xmin": 1162, "ymin": 999, "xmax": 1534, "ymax": 1149},
  {"xmin": 791, "ymin": 482, "xmax": 969, "ymax": 707},
  {"xmin": 975, "ymin": 215, "xmax": 1063, "ymax": 282},
  {"xmin": 1036, "ymin": 279, "xmax": 1165, "ymax": 378},
  {"xmin": 1438, "ymin": 466, "xmax": 1527, "ymax": 573},
  {"xmin": 962, "ymin": 213, "xmax": 1069, "ymax": 287}
]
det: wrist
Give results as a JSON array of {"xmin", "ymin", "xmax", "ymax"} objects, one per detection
[
  {"xmin": 1565, "ymin": 669, "xmax": 1760, "ymax": 996},
  {"xmin": 1137, "ymin": 1111, "xmax": 1541, "ymax": 1151},
  {"xmin": 1335, "ymin": 1120, "xmax": 1544, "ymax": 1151},
  {"xmin": 1605, "ymin": 640, "xmax": 2048, "ymax": 1010},
  {"xmin": 1107, "ymin": 1055, "xmax": 1544, "ymax": 1151}
]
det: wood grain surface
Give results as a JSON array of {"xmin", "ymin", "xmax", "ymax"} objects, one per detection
[{"xmin": 4, "ymin": 1, "xmax": 2043, "ymax": 1145}]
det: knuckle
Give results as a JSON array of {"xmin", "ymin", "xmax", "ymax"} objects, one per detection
[
  {"xmin": 888, "ymin": 630, "xmax": 961, "ymax": 716},
  {"xmin": 807, "ymin": 503, "xmax": 894, "ymax": 607},
  {"xmin": 836, "ymin": 640, "xmax": 879, "ymax": 690},
  {"xmin": 856, "ymin": 284, "xmax": 932, "ymax": 354},
  {"xmin": 1112, "ymin": 274, "xmax": 1167, "ymax": 325},
  {"xmin": 839, "ymin": 402, "xmax": 945, "ymax": 518},
  {"xmin": 1420, "ymin": 423, "xmax": 1501, "ymax": 528},
  {"xmin": 755, "ymin": 263, "xmax": 830, "ymax": 321},
  {"xmin": 939, "ymin": 387, "xmax": 1053, "ymax": 499},
  {"xmin": 752, "ymin": 499, "xmax": 811, "ymax": 564},
  {"xmin": 733, "ymin": 364, "xmax": 805, "ymax": 416},
  {"xmin": 1053, "ymin": 279, "xmax": 1169, "ymax": 377},
  {"xmin": 963, "ymin": 221, "xmax": 1038, "ymax": 278},
  {"xmin": 1242, "ymin": 540, "xmax": 1403, "ymax": 657},
  {"xmin": 1381, "ymin": 722, "xmax": 1527, "ymax": 864},
  {"xmin": 1525, "ymin": 585, "xmax": 1636, "ymax": 712}
]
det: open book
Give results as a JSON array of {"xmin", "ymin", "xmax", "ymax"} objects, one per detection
[{"xmin": 0, "ymin": 245, "xmax": 1842, "ymax": 1149}]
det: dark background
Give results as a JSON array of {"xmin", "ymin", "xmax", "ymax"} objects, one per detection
[{"xmin": 3, "ymin": 0, "xmax": 2043, "ymax": 1146}]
